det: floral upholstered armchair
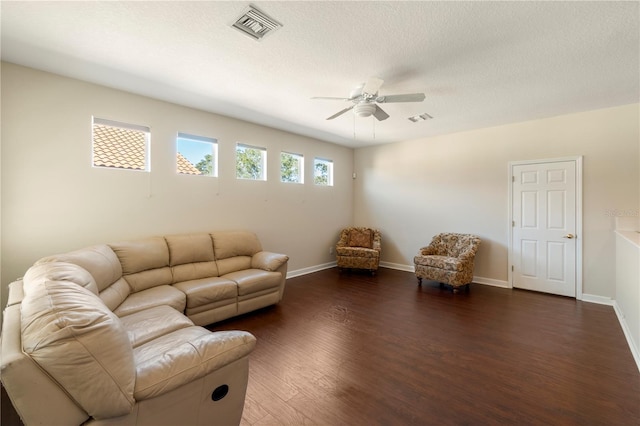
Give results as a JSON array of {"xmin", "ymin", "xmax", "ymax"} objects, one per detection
[
  {"xmin": 414, "ymin": 233, "xmax": 481, "ymax": 293},
  {"xmin": 336, "ymin": 227, "xmax": 381, "ymax": 274}
]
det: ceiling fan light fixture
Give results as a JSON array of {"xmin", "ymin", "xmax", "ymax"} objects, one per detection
[
  {"xmin": 408, "ymin": 113, "xmax": 433, "ymax": 122},
  {"xmin": 354, "ymin": 103, "xmax": 376, "ymax": 117}
]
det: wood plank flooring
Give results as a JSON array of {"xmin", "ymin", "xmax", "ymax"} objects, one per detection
[
  {"xmin": 2, "ymin": 267, "xmax": 639, "ymax": 425},
  {"xmin": 211, "ymin": 268, "xmax": 640, "ymax": 425}
]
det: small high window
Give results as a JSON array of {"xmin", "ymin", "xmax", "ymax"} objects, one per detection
[
  {"xmin": 280, "ymin": 151, "xmax": 304, "ymax": 184},
  {"xmin": 176, "ymin": 133, "xmax": 218, "ymax": 177},
  {"xmin": 314, "ymin": 158, "xmax": 333, "ymax": 186},
  {"xmin": 236, "ymin": 143, "xmax": 267, "ymax": 180},
  {"xmin": 92, "ymin": 117, "xmax": 150, "ymax": 171}
]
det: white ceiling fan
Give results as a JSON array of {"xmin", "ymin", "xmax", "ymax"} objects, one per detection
[{"xmin": 312, "ymin": 77, "xmax": 426, "ymax": 121}]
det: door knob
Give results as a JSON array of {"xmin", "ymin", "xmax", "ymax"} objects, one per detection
[{"xmin": 563, "ymin": 234, "xmax": 575, "ymax": 239}]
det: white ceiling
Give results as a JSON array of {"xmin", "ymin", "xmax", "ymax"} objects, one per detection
[{"xmin": 1, "ymin": 1, "xmax": 638, "ymax": 148}]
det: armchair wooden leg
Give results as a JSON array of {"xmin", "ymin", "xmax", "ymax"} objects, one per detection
[{"xmin": 417, "ymin": 277, "xmax": 422, "ymax": 285}]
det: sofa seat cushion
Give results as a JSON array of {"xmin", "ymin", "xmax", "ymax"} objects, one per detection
[
  {"xmin": 119, "ymin": 306, "xmax": 194, "ymax": 348},
  {"xmin": 336, "ymin": 246, "xmax": 380, "ymax": 258},
  {"xmin": 222, "ymin": 269, "xmax": 282, "ymax": 296},
  {"xmin": 414, "ymin": 255, "xmax": 463, "ymax": 272},
  {"xmin": 133, "ymin": 328, "xmax": 256, "ymax": 400},
  {"xmin": 114, "ymin": 285, "xmax": 186, "ymax": 317},
  {"xmin": 173, "ymin": 277, "xmax": 237, "ymax": 309}
]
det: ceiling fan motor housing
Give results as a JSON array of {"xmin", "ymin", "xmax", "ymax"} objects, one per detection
[{"xmin": 354, "ymin": 102, "xmax": 376, "ymax": 117}]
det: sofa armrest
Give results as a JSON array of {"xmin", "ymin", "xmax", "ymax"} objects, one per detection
[
  {"xmin": 251, "ymin": 251, "xmax": 289, "ymax": 272},
  {"xmin": 134, "ymin": 328, "xmax": 256, "ymax": 400}
]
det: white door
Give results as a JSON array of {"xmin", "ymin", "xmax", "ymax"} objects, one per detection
[{"xmin": 511, "ymin": 160, "xmax": 578, "ymax": 297}]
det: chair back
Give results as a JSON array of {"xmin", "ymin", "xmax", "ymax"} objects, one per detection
[
  {"xmin": 431, "ymin": 233, "xmax": 480, "ymax": 258},
  {"xmin": 337, "ymin": 227, "xmax": 381, "ymax": 250}
]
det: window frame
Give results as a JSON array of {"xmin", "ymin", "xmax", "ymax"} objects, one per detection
[
  {"xmin": 280, "ymin": 151, "xmax": 304, "ymax": 184},
  {"xmin": 236, "ymin": 143, "xmax": 267, "ymax": 181},
  {"xmin": 314, "ymin": 157, "xmax": 334, "ymax": 186},
  {"xmin": 91, "ymin": 117, "xmax": 150, "ymax": 172},
  {"xmin": 176, "ymin": 132, "xmax": 219, "ymax": 177}
]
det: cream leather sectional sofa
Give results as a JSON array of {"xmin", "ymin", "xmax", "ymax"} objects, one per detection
[{"xmin": 1, "ymin": 230, "xmax": 288, "ymax": 425}]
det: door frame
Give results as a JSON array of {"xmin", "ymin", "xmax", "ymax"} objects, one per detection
[{"xmin": 507, "ymin": 156, "xmax": 583, "ymax": 299}]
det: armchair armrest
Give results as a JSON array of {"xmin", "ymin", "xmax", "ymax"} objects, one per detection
[
  {"xmin": 251, "ymin": 251, "xmax": 289, "ymax": 272},
  {"xmin": 456, "ymin": 239, "xmax": 481, "ymax": 261},
  {"xmin": 419, "ymin": 246, "xmax": 437, "ymax": 256},
  {"xmin": 372, "ymin": 233, "xmax": 382, "ymax": 252},
  {"xmin": 457, "ymin": 249, "xmax": 476, "ymax": 262}
]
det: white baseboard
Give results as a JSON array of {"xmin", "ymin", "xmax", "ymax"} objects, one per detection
[
  {"xmin": 581, "ymin": 293, "xmax": 614, "ymax": 306},
  {"xmin": 473, "ymin": 276, "xmax": 510, "ymax": 288},
  {"xmin": 372, "ymin": 262, "xmax": 511, "ymax": 289},
  {"xmin": 378, "ymin": 261, "xmax": 415, "ymax": 272},
  {"xmin": 549, "ymin": 294, "xmax": 639, "ymax": 372},
  {"xmin": 287, "ymin": 262, "xmax": 336, "ymax": 279},
  {"xmin": 613, "ymin": 301, "xmax": 640, "ymax": 373}
]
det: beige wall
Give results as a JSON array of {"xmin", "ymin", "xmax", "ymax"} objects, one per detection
[
  {"xmin": 2, "ymin": 61, "xmax": 638, "ymax": 310},
  {"xmin": 0, "ymin": 63, "xmax": 354, "ymax": 310},
  {"xmin": 354, "ymin": 104, "xmax": 640, "ymax": 298}
]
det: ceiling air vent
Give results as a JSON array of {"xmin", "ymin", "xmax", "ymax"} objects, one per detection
[
  {"xmin": 408, "ymin": 113, "xmax": 433, "ymax": 123},
  {"xmin": 232, "ymin": 5, "xmax": 282, "ymax": 41}
]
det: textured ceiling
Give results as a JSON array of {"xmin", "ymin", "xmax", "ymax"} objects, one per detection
[{"xmin": 1, "ymin": 1, "xmax": 638, "ymax": 148}]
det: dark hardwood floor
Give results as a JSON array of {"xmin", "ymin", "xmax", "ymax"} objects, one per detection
[
  {"xmin": 3, "ymin": 268, "xmax": 639, "ymax": 425},
  {"xmin": 212, "ymin": 268, "xmax": 640, "ymax": 426}
]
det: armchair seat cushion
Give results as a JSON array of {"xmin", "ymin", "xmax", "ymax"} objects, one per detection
[
  {"xmin": 414, "ymin": 255, "xmax": 464, "ymax": 272},
  {"xmin": 336, "ymin": 246, "xmax": 379, "ymax": 258}
]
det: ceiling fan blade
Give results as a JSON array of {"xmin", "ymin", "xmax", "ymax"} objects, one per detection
[
  {"xmin": 312, "ymin": 96, "xmax": 352, "ymax": 101},
  {"xmin": 327, "ymin": 105, "xmax": 355, "ymax": 120},
  {"xmin": 376, "ymin": 93, "xmax": 426, "ymax": 103},
  {"xmin": 363, "ymin": 77, "xmax": 384, "ymax": 95},
  {"xmin": 373, "ymin": 105, "xmax": 390, "ymax": 121}
]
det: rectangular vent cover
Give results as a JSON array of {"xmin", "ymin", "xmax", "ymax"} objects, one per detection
[
  {"xmin": 232, "ymin": 5, "xmax": 282, "ymax": 41},
  {"xmin": 408, "ymin": 113, "xmax": 433, "ymax": 123}
]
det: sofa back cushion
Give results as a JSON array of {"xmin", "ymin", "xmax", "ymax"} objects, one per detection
[
  {"xmin": 110, "ymin": 237, "xmax": 172, "ymax": 292},
  {"xmin": 165, "ymin": 233, "xmax": 219, "ymax": 282},
  {"xmin": 21, "ymin": 266, "xmax": 136, "ymax": 419},
  {"xmin": 25, "ymin": 262, "xmax": 98, "ymax": 295},
  {"xmin": 36, "ymin": 244, "xmax": 123, "ymax": 293},
  {"xmin": 35, "ymin": 245, "xmax": 131, "ymax": 311},
  {"xmin": 212, "ymin": 231, "xmax": 262, "ymax": 275},
  {"xmin": 212, "ymin": 231, "xmax": 262, "ymax": 259}
]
